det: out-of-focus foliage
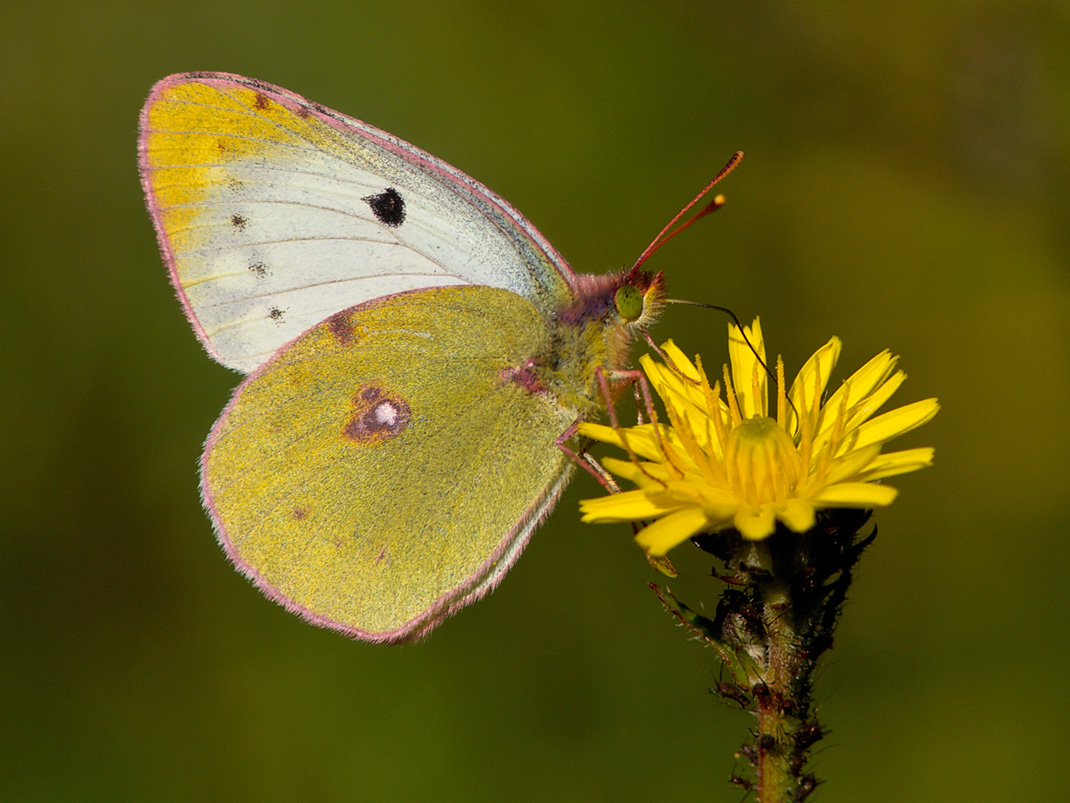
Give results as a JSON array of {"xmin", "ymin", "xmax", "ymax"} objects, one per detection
[{"xmin": 2, "ymin": 2, "xmax": 1067, "ymax": 801}]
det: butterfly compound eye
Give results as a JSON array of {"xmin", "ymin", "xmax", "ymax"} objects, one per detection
[{"xmin": 614, "ymin": 284, "xmax": 644, "ymax": 322}]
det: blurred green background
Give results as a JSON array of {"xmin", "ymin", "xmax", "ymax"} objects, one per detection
[{"xmin": 3, "ymin": 1, "xmax": 1068, "ymax": 801}]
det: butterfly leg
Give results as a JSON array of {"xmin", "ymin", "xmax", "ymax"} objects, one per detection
[
  {"xmin": 555, "ymin": 420, "xmax": 620, "ymax": 492},
  {"xmin": 566, "ymin": 366, "xmax": 679, "ymax": 577},
  {"xmin": 554, "ymin": 365, "xmax": 654, "ymax": 491},
  {"xmin": 593, "ymin": 365, "xmax": 668, "ymax": 476}
]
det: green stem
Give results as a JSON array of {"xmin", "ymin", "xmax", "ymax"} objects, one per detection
[
  {"xmin": 754, "ymin": 581, "xmax": 812, "ymax": 803},
  {"xmin": 670, "ymin": 510, "xmax": 874, "ymax": 801}
]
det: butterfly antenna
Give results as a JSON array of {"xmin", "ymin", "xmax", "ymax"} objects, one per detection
[{"xmin": 629, "ymin": 151, "xmax": 744, "ymax": 274}]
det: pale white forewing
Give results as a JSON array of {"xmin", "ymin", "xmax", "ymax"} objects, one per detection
[{"xmin": 139, "ymin": 73, "xmax": 575, "ymax": 372}]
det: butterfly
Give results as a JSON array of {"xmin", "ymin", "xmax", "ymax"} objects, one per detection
[{"xmin": 138, "ymin": 73, "xmax": 735, "ymax": 643}]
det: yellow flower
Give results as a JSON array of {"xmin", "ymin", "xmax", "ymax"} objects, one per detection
[{"xmin": 580, "ymin": 319, "xmax": 939, "ymax": 556}]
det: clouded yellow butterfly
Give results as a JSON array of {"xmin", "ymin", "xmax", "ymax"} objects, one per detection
[{"xmin": 138, "ymin": 73, "xmax": 714, "ymax": 642}]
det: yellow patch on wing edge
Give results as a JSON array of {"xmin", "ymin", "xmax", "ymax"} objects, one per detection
[{"xmin": 143, "ymin": 81, "xmax": 352, "ymax": 259}]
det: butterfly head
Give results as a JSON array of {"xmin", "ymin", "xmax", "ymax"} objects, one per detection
[
  {"xmin": 614, "ymin": 267, "xmax": 666, "ymax": 331},
  {"xmin": 563, "ymin": 268, "xmax": 665, "ymax": 334}
]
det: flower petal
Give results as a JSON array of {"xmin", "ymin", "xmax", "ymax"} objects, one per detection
[
  {"xmin": 659, "ymin": 341, "xmax": 701, "ymax": 381},
  {"xmin": 812, "ymin": 482, "xmax": 898, "ymax": 507},
  {"xmin": 778, "ymin": 499, "xmax": 817, "ymax": 532},
  {"xmin": 734, "ymin": 505, "xmax": 777, "ymax": 540},
  {"xmin": 817, "ymin": 362, "xmax": 904, "ymax": 448},
  {"xmin": 635, "ymin": 507, "xmax": 715, "ymax": 555},
  {"xmin": 857, "ymin": 447, "xmax": 935, "ymax": 480},
  {"xmin": 824, "ymin": 351, "xmax": 898, "ymax": 419},
  {"xmin": 822, "ymin": 444, "xmax": 882, "ymax": 486},
  {"xmin": 788, "ymin": 336, "xmax": 841, "ymax": 433},
  {"xmin": 578, "ymin": 421, "xmax": 618, "ymax": 443},
  {"xmin": 842, "ymin": 369, "xmax": 905, "ymax": 430},
  {"xmin": 600, "ymin": 457, "xmax": 674, "ymax": 488},
  {"xmin": 728, "ymin": 318, "xmax": 767, "ymax": 418},
  {"xmin": 579, "ymin": 489, "xmax": 678, "ymax": 522},
  {"xmin": 643, "ymin": 351, "xmax": 710, "ymax": 419},
  {"xmin": 850, "ymin": 398, "xmax": 941, "ymax": 451},
  {"xmin": 580, "ymin": 422, "xmax": 670, "ymax": 463}
]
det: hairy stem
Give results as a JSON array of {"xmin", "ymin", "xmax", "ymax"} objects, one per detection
[{"xmin": 662, "ymin": 509, "xmax": 875, "ymax": 801}]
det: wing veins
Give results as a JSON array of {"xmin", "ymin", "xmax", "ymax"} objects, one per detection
[
  {"xmin": 195, "ymin": 271, "xmax": 466, "ymax": 317},
  {"xmin": 296, "ymin": 384, "xmax": 517, "ymax": 610},
  {"xmin": 222, "ymin": 355, "xmax": 508, "ymax": 551}
]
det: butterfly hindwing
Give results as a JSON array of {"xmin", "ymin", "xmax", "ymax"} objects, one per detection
[
  {"xmin": 138, "ymin": 73, "xmax": 575, "ymax": 373},
  {"xmin": 202, "ymin": 285, "xmax": 576, "ymax": 642}
]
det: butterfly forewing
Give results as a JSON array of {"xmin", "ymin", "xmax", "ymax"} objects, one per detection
[{"xmin": 139, "ymin": 73, "xmax": 574, "ymax": 373}]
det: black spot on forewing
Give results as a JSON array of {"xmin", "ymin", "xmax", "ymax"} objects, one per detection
[
  {"xmin": 268, "ymin": 307, "xmax": 286, "ymax": 324},
  {"xmin": 248, "ymin": 261, "xmax": 269, "ymax": 278},
  {"xmin": 230, "ymin": 214, "xmax": 248, "ymax": 231},
  {"xmin": 362, "ymin": 187, "xmax": 406, "ymax": 228}
]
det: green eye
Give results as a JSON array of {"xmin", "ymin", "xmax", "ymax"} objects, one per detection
[{"xmin": 615, "ymin": 285, "xmax": 644, "ymax": 322}]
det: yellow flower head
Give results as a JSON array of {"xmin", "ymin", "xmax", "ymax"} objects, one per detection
[{"xmin": 579, "ymin": 319, "xmax": 939, "ymax": 556}]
